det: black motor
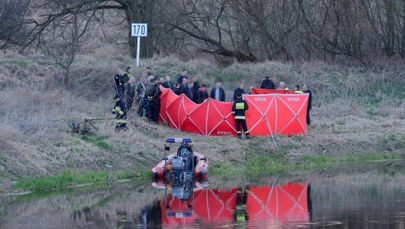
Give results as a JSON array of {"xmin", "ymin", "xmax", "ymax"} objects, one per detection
[{"xmin": 171, "ymin": 144, "xmax": 194, "ymax": 200}]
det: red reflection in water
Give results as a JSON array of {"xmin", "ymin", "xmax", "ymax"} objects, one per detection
[{"xmin": 159, "ymin": 183, "xmax": 309, "ymax": 227}]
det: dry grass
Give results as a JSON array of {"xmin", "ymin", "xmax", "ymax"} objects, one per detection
[{"xmin": 0, "ymin": 53, "xmax": 404, "ymax": 190}]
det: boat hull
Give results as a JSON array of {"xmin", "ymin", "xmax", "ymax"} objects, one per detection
[{"xmin": 152, "ymin": 152, "xmax": 208, "ymax": 179}]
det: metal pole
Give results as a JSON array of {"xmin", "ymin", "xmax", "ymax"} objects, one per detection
[{"xmin": 136, "ymin": 36, "xmax": 141, "ymax": 67}]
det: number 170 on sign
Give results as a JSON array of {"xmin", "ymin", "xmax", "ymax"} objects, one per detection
[{"xmin": 131, "ymin": 23, "xmax": 148, "ymax": 37}]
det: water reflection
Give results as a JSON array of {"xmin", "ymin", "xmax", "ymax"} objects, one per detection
[
  {"xmin": 150, "ymin": 180, "xmax": 310, "ymax": 228},
  {"xmin": 2, "ymin": 163, "xmax": 405, "ymax": 228}
]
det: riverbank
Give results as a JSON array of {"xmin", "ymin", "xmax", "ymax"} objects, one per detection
[{"xmin": 1, "ymin": 54, "xmax": 404, "ymax": 192}]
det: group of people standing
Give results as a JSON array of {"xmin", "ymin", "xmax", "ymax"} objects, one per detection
[
  {"xmin": 112, "ymin": 66, "xmax": 312, "ymax": 137},
  {"xmin": 163, "ymin": 69, "xmax": 224, "ymax": 104},
  {"xmin": 112, "ymin": 66, "xmax": 161, "ymax": 131}
]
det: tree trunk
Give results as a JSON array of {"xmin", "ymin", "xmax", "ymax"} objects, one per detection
[
  {"xmin": 140, "ymin": 0, "xmax": 154, "ymax": 58},
  {"xmin": 385, "ymin": 0, "xmax": 395, "ymax": 56},
  {"xmin": 125, "ymin": 0, "xmax": 155, "ymax": 59},
  {"xmin": 401, "ymin": 0, "xmax": 405, "ymax": 57}
]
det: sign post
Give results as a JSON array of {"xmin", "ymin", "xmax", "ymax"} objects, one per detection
[{"xmin": 131, "ymin": 23, "xmax": 148, "ymax": 67}]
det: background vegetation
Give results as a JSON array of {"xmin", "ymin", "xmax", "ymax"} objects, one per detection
[
  {"xmin": 0, "ymin": 52, "xmax": 404, "ymax": 192},
  {"xmin": 4, "ymin": 0, "xmax": 405, "ymax": 64},
  {"xmin": 0, "ymin": 0, "xmax": 405, "ymax": 192}
]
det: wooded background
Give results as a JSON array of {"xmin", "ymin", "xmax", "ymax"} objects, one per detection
[{"xmin": 2, "ymin": 0, "xmax": 405, "ymax": 63}]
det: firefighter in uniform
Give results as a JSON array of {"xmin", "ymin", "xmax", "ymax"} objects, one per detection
[
  {"xmin": 232, "ymin": 92, "xmax": 250, "ymax": 139},
  {"xmin": 112, "ymin": 95, "xmax": 127, "ymax": 131}
]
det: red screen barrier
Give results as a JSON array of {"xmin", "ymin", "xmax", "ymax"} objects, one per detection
[{"xmin": 159, "ymin": 87, "xmax": 308, "ymax": 136}]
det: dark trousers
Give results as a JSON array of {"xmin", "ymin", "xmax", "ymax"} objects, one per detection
[
  {"xmin": 115, "ymin": 117, "xmax": 127, "ymax": 132},
  {"xmin": 137, "ymin": 97, "xmax": 148, "ymax": 117},
  {"xmin": 235, "ymin": 119, "xmax": 249, "ymax": 136},
  {"xmin": 127, "ymin": 94, "xmax": 135, "ymax": 112},
  {"xmin": 115, "ymin": 122, "xmax": 127, "ymax": 131},
  {"xmin": 148, "ymin": 100, "xmax": 160, "ymax": 123},
  {"xmin": 115, "ymin": 86, "xmax": 125, "ymax": 99}
]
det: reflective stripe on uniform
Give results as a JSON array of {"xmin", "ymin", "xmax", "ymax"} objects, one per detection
[
  {"xmin": 116, "ymin": 119, "xmax": 127, "ymax": 124},
  {"xmin": 235, "ymin": 102, "xmax": 245, "ymax": 110},
  {"xmin": 113, "ymin": 107, "xmax": 124, "ymax": 115},
  {"xmin": 235, "ymin": 116, "xmax": 245, "ymax": 119}
]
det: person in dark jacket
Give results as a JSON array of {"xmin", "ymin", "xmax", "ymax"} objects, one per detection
[
  {"xmin": 210, "ymin": 81, "xmax": 226, "ymax": 101},
  {"xmin": 188, "ymin": 82, "xmax": 195, "ymax": 101},
  {"xmin": 191, "ymin": 76, "xmax": 200, "ymax": 103},
  {"xmin": 197, "ymin": 84, "xmax": 209, "ymax": 103},
  {"xmin": 136, "ymin": 76, "xmax": 147, "ymax": 117},
  {"xmin": 260, "ymin": 76, "xmax": 275, "ymax": 89},
  {"xmin": 303, "ymin": 84, "xmax": 312, "ymax": 125},
  {"xmin": 126, "ymin": 77, "xmax": 136, "ymax": 112},
  {"xmin": 177, "ymin": 69, "xmax": 188, "ymax": 84},
  {"xmin": 173, "ymin": 83, "xmax": 182, "ymax": 95},
  {"xmin": 232, "ymin": 92, "xmax": 250, "ymax": 139},
  {"xmin": 161, "ymin": 75, "xmax": 173, "ymax": 89},
  {"xmin": 145, "ymin": 76, "xmax": 162, "ymax": 123},
  {"xmin": 233, "ymin": 83, "xmax": 246, "ymax": 101},
  {"xmin": 179, "ymin": 78, "xmax": 192, "ymax": 99},
  {"xmin": 114, "ymin": 70, "xmax": 125, "ymax": 99},
  {"xmin": 112, "ymin": 95, "xmax": 127, "ymax": 131}
]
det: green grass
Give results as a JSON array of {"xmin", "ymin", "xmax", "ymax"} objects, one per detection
[
  {"xmin": 14, "ymin": 169, "xmax": 151, "ymax": 192},
  {"xmin": 15, "ymin": 171, "xmax": 75, "ymax": 192},
  {"xmin": 80, "ymin": 135, "xmax": 112, "ymax": 150},
  {"xmin": 115, "ymin": 169, "xmax": 151, "ymax": 180},
  {"xmin": 210, "ymin": 152, "xmax": 404, "ymax": 176},
  {"xmin": 210, "ymin": 163, "xmax": 244, "ymax": 175}
]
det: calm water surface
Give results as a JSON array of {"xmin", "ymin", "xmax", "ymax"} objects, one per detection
[{"xmin": 1, "ymin": 162, "xmax": 405, "ymax": 229}]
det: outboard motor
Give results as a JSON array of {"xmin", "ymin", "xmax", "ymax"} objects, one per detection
[
  {"xmin": 170, "ymin": 144, "xmax": 195, "ymax": 200},
  {"xmin": 171, "ymin": 156, "xmax": 185, "ymax": 184},
  {"xmin": 171, "ymin": 145, "xmax": 194, "ymax": 183},
  {"xmin": 177, "ymin": 146, "xmax": 193, "ymax": 172}
]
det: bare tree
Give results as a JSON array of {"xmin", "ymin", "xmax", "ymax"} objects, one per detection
[
  {"xmin": 5, "ymin": 0, "xmax": 405, "ymax": 62},
  {"xmin": 0, "ymin": 0, "xmax": 30, "ymax": 49},
  {"xmin": 164, "ymin": 0, "xmax": 256, "ymax": 62},
  {"xmin": 39, "ymin": 10, "xmax": 93, "ymax": 85},
  {"xmin": 23, "ymin": 0, "xmax": 158, "ymax": 58}
]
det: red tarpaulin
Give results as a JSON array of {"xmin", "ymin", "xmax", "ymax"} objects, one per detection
[
  {"xmin": 251, "ymin": 88, "xmax": 298, "ymax": 95},
  {"xmin": 159, "ymin": 87, "xmax": 308, "ymax": 136},
  {"xmin": 193, "ymin": 188, "xmax": 238, "ymax": 223},
  {"xmin": 159, "ymin": 184, "xmax": 309, "ymax": 227},
  {"xmin": 246, "ymin": 183, "xmax": 309, "ymax": 225},
  {"xmin": 160, "ymin": 188, "xmax": 238, "ymax": 227}
]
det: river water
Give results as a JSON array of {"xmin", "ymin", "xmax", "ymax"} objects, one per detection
[{"xmin": 1, "ymin": 161, "xmax": 405, "ymax": 229}]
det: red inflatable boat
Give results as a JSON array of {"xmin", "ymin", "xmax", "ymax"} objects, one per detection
[{"xmin": 152, "ymin": 138, "xmax": 209, "ymax": 180}]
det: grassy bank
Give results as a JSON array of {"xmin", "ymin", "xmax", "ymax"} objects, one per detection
[
  {"xmin": 13, "ymin": 170, "xmax": 150, "ymax": 193},
  {"xmin": 1, "ymin": 54, "xmax": 404, "ymax": 192},
  {"xmin": 12, "ymin": 152, "xmax": 403, "ymax": 193},
  {"xmin": 212, "ymin": 150, "xmax": 404, "ymax": 175}
]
